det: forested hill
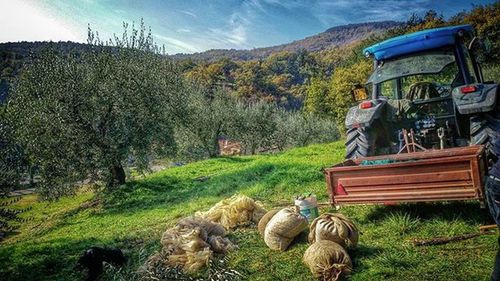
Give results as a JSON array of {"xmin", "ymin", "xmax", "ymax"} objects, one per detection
[
  {"xmin": 170, "ymin": 21, "xmax": 401, "ymax": 61},
  {"xmin": 0, "ymin": 20, "xmax": 400, "ymax": 103}
]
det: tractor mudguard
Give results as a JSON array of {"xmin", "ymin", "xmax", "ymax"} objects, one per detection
[
  {"xmin": 345, "ymin": 100, "xmax": 386, "ymax": 129},
  {"xmin": 453, "ymin": 83, "xmax": 498, "ymax": 114}
]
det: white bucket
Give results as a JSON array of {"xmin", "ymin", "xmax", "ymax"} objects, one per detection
[{"xmin": 294, "ymin": 194, "xmax": 319, "ymax": 223}]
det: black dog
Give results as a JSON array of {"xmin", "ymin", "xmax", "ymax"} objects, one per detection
[{"xmin": 75, "ymin": 247, "xmax": 126, "ymax": 281}]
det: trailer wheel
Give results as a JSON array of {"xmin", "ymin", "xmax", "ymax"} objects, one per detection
[
  {"xmin": 470, "ymin": 113, "xmax": 500, "ymax": 157},
  {"xmin": 345, "ymin": 127, "xmax": 376, "ymax": 159}
]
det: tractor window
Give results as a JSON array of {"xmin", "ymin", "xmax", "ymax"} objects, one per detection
[
  {"xmin": 379, "ymin": 79, "xmax": 397, "ymax": 100},
  {"xmin": 462, "ymin": 47, "xmax": 478, "ymax": 83},
  {"xmin": 400, "ymin": 62, "xmax": 459, "ymax": 101},
  {"xmin": 368, "ymin": 49, "xmax": 456, "ymax": 85}
]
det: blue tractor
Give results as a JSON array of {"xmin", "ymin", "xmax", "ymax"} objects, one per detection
[{"xmin": 345, "ymin": 25, "xmax": 499, "ymax": 160}]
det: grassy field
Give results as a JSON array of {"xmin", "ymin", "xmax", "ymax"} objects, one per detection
[{"xmin": 0, "ymin": 141, "xmax": 497, "ymax": 281}]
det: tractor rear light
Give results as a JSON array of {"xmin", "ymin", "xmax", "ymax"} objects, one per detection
[
  {"xmin": 460, "ymin": 85, "xmax": 477, "ymax": 94},
  {"xmin": 360, "ymin": 101, "xmax": 373, "ymax": 109}
]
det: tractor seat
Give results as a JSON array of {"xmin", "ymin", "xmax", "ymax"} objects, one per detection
[{"xmin": 406, "ymin": 82, "xmax": 440, "ymax": 101}]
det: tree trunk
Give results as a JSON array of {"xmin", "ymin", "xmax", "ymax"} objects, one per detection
[
  {"xmin": 214, "ymin": 136, "xmax": 221, "ymax": 157},
  {"xmin": 207, "ymin": 136, "xmax": 221, "ymax": 158},
  {"xmin": 29, "ymin": 165, "xmax": 34, "ymax": 188},
  {"xmin": 108, "ymin": 164, "xmax": 126, "ymax": 187}
]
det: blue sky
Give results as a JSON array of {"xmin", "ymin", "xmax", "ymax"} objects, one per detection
[{"xmin": 0, "ymin": 0, "xmax": 495, "ymax": 54}]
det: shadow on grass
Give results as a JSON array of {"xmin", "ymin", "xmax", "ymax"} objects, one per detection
[
  {"xmin": 98, "ymin": 161, "xmax": 321, "ymax": 216},
  {"xmin": 364, "ymin": 201, "xmax": 492, "ymax": 225},
  {"xmin": 287, "ymin": 230, "xmax": 309, "ymax": 250},
  {"xmin": 0, "ymin": 237, "xmax": 101, "ymax": 281},
  {"xmin": 350, "ymin": 244, "xmax": 384, "ymax": 270},
  {"xmin": 0, "ymin": 235, "xmax": 159, "ymax": 281}
]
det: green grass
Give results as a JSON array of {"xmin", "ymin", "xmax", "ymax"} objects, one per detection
[{"xmin": 0, "ymin": 141, "xmax": 497, "ymax": 281}]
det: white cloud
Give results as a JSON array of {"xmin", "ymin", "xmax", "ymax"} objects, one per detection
[
  {"xmin": 205, "ymin": 10, "xmax": 251, "ymax": 49},
  {"xmin": 0, "ymin": 0, "xmax": 82, "ymax": 43},
  {"xmin": 154, "ymin": 34, "xmax": 199, "ymax": 53},
  {"xmin": 178, "ymin": 9, "xmax": 197, "ymax": 18}
]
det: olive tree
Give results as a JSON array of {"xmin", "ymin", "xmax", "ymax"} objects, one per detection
[
  {"xmin": 175, "ymin": 85, "xmax": 237, "ymax": 159},
  {"xmin": 270, "ymin": 110, "xmax": 338, "ymax": 151},
  {"xmin": 234, "ymin": 101, "xmax": 276, "ymax": 154},
  {"xmin": 7, "ymin": 23, "xmax": 185, "ymax": 198}
]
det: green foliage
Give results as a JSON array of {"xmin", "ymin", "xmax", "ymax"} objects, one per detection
[
  {"xmin": 6, "ymin": 23, "xmax": 184, "ymax": 199},
  {"xmin": 327, "ymin": 60, "xmax": 372, "ymax": 133},
  {"xmin": 483, "ymin": 64, "xmax": 500, "ymax": 82},
  {"xmin": 304, "ymin": 76, "xmax": 330, "ymax": 116},
  {"xmin": 271, "ymin": 110, "xmax": 338, "ymax": 151},
  {"xmin": 183, "ymin": 50, "xmax": 320, "ymax": 107},
  {"xmin": 0, "ymin": 106, "xmax": 23, "ymax": 194},
  {"xmin": 451, "ymin": 2, "xmax": 500, "ymax": 63},
  {"xmin": 233, "ymin": 101, "xmax": 277, "ymax": 155},
  {"xmin": 184, "ymin": 58, "xmax": 238, "ymax": 90},
  {"xmin": 174, "ymin": 88, "xmax": 338, "ymax": 158},
  {"xmin": 175, "ymin": 86, "xmax": 238, "ymax": 159},
  {"xmin": 405, "ymin": 10, "xmax": 447, "ymax": 32},
  {"xmin": 233, "ymin": 60, "xmax": 273, "ymax": 100}
]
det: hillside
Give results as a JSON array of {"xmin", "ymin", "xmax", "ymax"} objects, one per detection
[
  {"xmin": 171, "ymin": 21, "xmax": 400, "ymax": 61},
  {"xmin": 0, "ymin": 21, "xmax": 399, "ymax": 103},
  {"xmin": 0, "ymin": 141, "xmax": 494, "ymax": 281}
]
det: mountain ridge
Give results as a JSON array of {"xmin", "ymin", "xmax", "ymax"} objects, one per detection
[
  {"xmin": 0, "ymin": 21, "xmax": 401, "ymax": 62},
  {"xmin": 170, "ymin": 21, "xmax": 401, "ymax": 61}
]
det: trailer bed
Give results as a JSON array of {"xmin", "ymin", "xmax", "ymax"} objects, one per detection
[{"xmin": 324, "ymin": 146, "xmax": 487, "ymax": 206}]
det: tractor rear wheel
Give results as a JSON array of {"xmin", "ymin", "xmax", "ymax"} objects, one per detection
[
  {"xmin": 345, "ymin": 127, "xmax": 377, "ymax": 160},
  {"xmin": 470, "ymin": 112, "xmax": 500, "ymax": 157}
]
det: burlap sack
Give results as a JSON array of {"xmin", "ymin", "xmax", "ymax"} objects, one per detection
[
  {"xmin": 177, "ymin": 216, "xmax": 226, "ymax": 238},
  {"xmin": 264, "ymin": 207, "xmax": 308, "ymax": 251},
  {"xmin": 196, "ymin": 195, "xmax": 267, "ymax": 229},
  {"xmin": 308, "ymin": 213, "xmax": 359, "ymax": 248},
  {"xmin": 303, "ymin": 240, "xmax": 352, "ymax": 281},
  {"xmin": 159, "ymin": 227, "xmax": 212, "ymax": 273},
  {"xmin": 258, "ymin": 208, "xmax": 280, "ymax": 237},
  {"xmin": 207, "ymin": 235, "xmax": 237, "ymax": 254},
  {"xmin": 168, "ymin": 247, "xmax": 212, "ymax": 273}
]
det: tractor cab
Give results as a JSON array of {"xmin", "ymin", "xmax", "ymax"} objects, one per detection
[{"xmin": 345, "ymin": 25, "xmax": 498, "ymax": 159}]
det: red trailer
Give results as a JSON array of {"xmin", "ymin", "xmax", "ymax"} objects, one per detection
[{"xmin": 324, "ymin": 145, "xmax": 487, "ymax": 207}]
